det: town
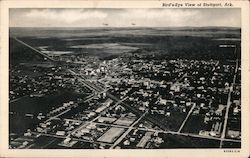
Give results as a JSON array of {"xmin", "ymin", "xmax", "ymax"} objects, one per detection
[{"xmin": 9, "ymin": 27, "xmax": 241, "ymax": 149}]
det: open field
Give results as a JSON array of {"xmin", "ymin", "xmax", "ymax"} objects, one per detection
[
  {"xmin": 29, "ymin": 136, "xmax": 63, "ymax": 149},
  {"xmin": 97, "ymin": 127, "xmax": 125, "ymax": 143},
  {"xmin": 182, "ymin": 115, "xmax": 207, "ymax": 134},
  {"xmin": 10, "ymin": 91, "xmax": 80, "ymax": 114},
  {"xmin": 10, "ymin": 27, "xmax": 241, "ymax": 60},
  {"xmin": 9, "ymin": 91, "xmax": 83, "ymax": 135},
  {"xmin": 158, "ymin": 133, "xmax": 220, "ymax": 148}
]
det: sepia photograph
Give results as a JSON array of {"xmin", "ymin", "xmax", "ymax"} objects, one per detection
[{"xmin": 0, "ymin": 1, "xmax": 249, "ymax": 157}]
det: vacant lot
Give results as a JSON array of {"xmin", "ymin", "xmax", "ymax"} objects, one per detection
[{"xmin": 97, "ymin": 127, "xmax": 125, "ymax": 143}]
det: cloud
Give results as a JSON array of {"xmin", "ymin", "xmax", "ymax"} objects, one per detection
[
  {"xmin": 25, "ymin": 9, "xmax": 107, "ymax": 24},
  {"xmin": 10, "ymin": 8, "xmax": 241, "ymax": 27},
  {"xmin": 120, "ymin": 9, "xmax": 198, "ymax": 20}
]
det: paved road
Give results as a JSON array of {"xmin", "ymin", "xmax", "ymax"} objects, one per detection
[
  {"xmin": 68, "ymin": 96, "xmax": 128, "ymax": 136},
  {"xmin": 219, "ymin": 55, "xmax": 239, "ymax": 148},
  {"xmin": 31, "ymin": 131, "xmax": 113, "ymax": 147},
  {"xmin": 45, "ymin": 108, "xmax": 71, "ymax": 123},
  {"xmin": 110, "ymin": 112, "xmax": 147, "ymax": 148},
  {"xmin": 135, "ymin": 128, "xmax": 241, "ymax": 143},
  {"xmin": 170, "ymin": 72, "xmax": 188, "ymax": 89},
  {"xmin": 177, "ymin": 103, "xmax": 196, "ymax": 133},
  {"xmin": 9, "ymin": 95, "xmax": 29, "ymax": 103},
  {"xmin": 13, "ymin": 37, "xmax": 55, "ymax": 61}
]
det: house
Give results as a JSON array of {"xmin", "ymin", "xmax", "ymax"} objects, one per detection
[{"xmin": 56, "ymin": 131, "xmax": 65, "ymax": 136}]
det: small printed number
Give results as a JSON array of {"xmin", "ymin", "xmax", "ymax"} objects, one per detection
[{"xmin": 224, "ymin": 150, "xmax": 240, "ymax": 153}]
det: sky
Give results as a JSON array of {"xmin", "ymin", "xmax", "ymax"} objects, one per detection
[{"xmin": 9, "ymin": 8, "xmax": 241, "ymax": 27}]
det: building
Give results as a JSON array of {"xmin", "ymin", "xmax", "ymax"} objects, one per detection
[{"xmin": 136, "ymin": 132, "xmax": 153, "ymax": 148}]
